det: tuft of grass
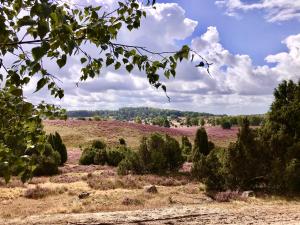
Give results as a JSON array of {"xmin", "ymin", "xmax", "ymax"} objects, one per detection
[{"xmin": 24, "ymin": 185, "xmax": 68, "ymax": 199}]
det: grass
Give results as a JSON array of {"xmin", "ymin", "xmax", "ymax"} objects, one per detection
[
  {"xmin": 0, "ymin": 120, "xmax": 239, "ymax": 219},
  {"xmin": 43, "ymin": 120, "xmax": 236, "ymax": 149}
]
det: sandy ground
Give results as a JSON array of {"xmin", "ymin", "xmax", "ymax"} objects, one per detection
[{"xmin": 2, "ymin": 201, "xmax": 300, "ymax": 225}]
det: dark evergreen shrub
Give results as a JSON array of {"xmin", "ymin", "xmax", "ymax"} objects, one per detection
[
  {"xmin": 48, "ymin": 132, "xmax": 67, "ymax": 165},
  {"xmin": 91, "ymin": 140, "xmax": 106, "ymax": 149},
  {"xmin": 94, "ymin": 149, "xmax": 107, "ymax": 165},
  {"xmin": 221, "ymin": 121, "xmax": 231, "ymax": 129},
  {"xmin": 33, "ymin": 144, "xmax": 61, "ymax": 176},
  {"xmin": 79, "ymin": 147, "xmax": 97, "ymax": 165},
  {"xmin": 107, "ymin": 149, "xmax": 125, "ymax": 166}
]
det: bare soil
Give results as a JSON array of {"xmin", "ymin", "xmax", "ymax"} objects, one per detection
[{"xmin": 2, "ymin": 201, "xmax": 300, "ymax": 225}]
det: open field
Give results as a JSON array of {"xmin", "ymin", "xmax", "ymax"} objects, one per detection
[
  {"xmin": 1, "ymin": 120, "xmax": 300, "ymax": 224},
  {"xmin": 43, "ymin": 120, "xmax": 238, "ymax": 148}
]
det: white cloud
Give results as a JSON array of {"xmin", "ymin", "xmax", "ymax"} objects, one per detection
[
  {"xmin": 19, "ymin": 1, "xmax": 300, "ymax": 115},
  {"xmin": 216, "ymin": 0, "xmax": 300, "ymax": 22}
]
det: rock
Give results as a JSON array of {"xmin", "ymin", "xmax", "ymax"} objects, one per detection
[
  {"xmin": 144, "ymin": 185, "xmax": 158, "ymax": 194},
  {"xmin": 242, "ymin": 191, "xmax": 255, "ymax": 198},
  {"xmin": 78, "ymin": 191, "xmax": 90, "ymax": 199}
]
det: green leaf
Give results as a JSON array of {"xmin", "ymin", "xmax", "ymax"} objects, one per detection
[
  {"xmin": 37, "ymin": 20, "xmax": 49, "ymax": 39},
  {"xmin": 32, "ymin": 42, "xmax": 50, "ymax": 61},
  {"xmin": 106, "ymin": 57, "xmax": 114, "ymax": 66},
  {"xmin": 17, "ymin": 16, "xmax": 36, "ymax": 26},
  {"xmin": 35, "ymin": 77, "xmax": 48, "ymax": 92},
  {"xmin": 80, "ymin": 57, "xmax": 87, "ymax": 64},
  {"xmin": 9, "ymin": 87, "xmax": 23, "ymax": 96},
  {"xmin": 114, "ymin": 62, "xmax": 121, "ymax": 70},
  {"xmin": 57, "ymin": 54, "xmax": 67, "ymax": 68},
  {"xmin": 126, "ymin": 64, "xmax": 134, "ymax": 73}
]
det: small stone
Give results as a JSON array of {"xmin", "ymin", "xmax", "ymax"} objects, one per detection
[
  {"xmin": 144, "ymin": 185, "xmax": 158, "ymax": 194},
  {"xmin": 242, "ymin": 191, "xmax": 255, "ymax": 198},
  {"xmin": 78, "ymin": 191, "xmax": 90, "ymax": 199}
]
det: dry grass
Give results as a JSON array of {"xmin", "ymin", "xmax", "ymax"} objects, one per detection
[
  {"xmin": 24, "ymin": 185, "xmax": 68, "ymax": 199},
  {"xmin": 43, "ymin": 120, "xmax": 191, "ymax": 149}
]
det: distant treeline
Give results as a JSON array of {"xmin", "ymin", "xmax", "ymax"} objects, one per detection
[{"xmin": 67, "ymin": 107, "xmax": 216, "ymax": 120}]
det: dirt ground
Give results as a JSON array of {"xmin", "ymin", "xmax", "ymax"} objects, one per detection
[{"xmin": 2, "ymin": 201, "xmax": 300, "ymax": 225}]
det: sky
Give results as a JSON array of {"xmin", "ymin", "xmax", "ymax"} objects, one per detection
[{"xmin": 22, "ymin": 0, "xmax": 300, "ymax": 115}]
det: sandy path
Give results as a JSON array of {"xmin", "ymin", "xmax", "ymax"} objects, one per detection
[{"xmin": 2, "ymin": 202, "xmax": 300, "ymax": 225}]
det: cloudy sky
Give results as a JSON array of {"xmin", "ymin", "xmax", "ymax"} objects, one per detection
[{"xmin": 24, "ymin": 0, "xmax": 300, "ymax": 115}]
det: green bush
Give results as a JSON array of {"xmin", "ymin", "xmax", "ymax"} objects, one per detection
[
  {"xmin": 192, "ymin": 128, "xmax": 209, "ymax": 162},
  {"xmin": 137, "ymin": 133, "xmax": 184, "ymax": 174},
  {"xmin": 181, "ymin": 136, "xmax": 192, "ymax": 156},
  {"xmin": 107, "ymin": 149, "xmax": 125, "ymax": 166},
  {"xmin": 164, "ymin": 135, "xmax": 184, "ymax": 171},
  {"xmin": 33, "ymin": 144, "xmax": 61, "ymax": 176},
  {"xmin": 117, "ymin": 159, "xmax": 131, "ymax": 175},
  {"xmin": 117, "ymin": 149, "xmax": 143, "ymax": 175},
  {"xmin": 221, "ymin": 121, "xmax": 231, "ymax": 129},
  {"xmin": 93, "ymin": 116, "xmax": 101, "ymax": 121},
  {"xmin": 91, "ymin": 140, "xmax": 106, "ymax": 149},
  {"xmin": 119, "ymin": 138, "xmax": 126, "ymax": 145},
  {"xmin": 79, "ymin": 147, "xmax": 97, "ymax": 165},
  {"xmin": 47, "ymin": 132, "xmax": 67, "ymax": 165},
  {"xmin": 94, "ymin": 149, "xmax": 107, "ymax": 165}
]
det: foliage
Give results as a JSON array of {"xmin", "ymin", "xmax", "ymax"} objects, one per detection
[
  {"xmin": 192, "ymin": 148, "xmax": 225, "ymax": 191},
  {"xmin": 91, "ymin": 140, "xmax": 106, "ymax": 150},
  {"xmin": 68, "ymin": 107, "xmax": 214, "ymax": 121},
  {"xmin": 47, "ymin": 132, "xmax": 67, "ymax": 165},
  {"xmin": 0, "ymin": 0, "xmax": 210, "ymax": 182},
  {"xmin": 94, "ymin": 149, "xmax": 107, "ymax": 165},
  {"xmin": 134, "ymin": 116, "xmax": 142, "ymax": 124},
  {"xmin": 79, "ymin": 147, "xmax": 97, "ymax": 165},
  {"xmin": 200, "ymin": 118, "xmax": 205, "ymax": 126},
  {"xmin": 195, "ymin": 80, "xmax": 300, "ymax": 193},
  {"xmin": 119, "ymin": 138, "xmax": 126, "ymax": 145},
  {"xmin": 117, "ymin": 151, "xmax": 142, "ymax": 175},
  {"xmin": 106, "ymin": 148, "xmax": 126, "ymax": 167},
  {"xmin": 32, "ymin": 143, "xmax": 61, "ymax": 176},
  {"xmin": 0, "ymin": 89, "xmax": 63, "ymax": 182},
  {"xmin": 138, "ymin": 133, "xmax": 184, "ymax": 174},
  {"xmin": 192, "ymin": 127, "xmax": 210, "ymax": 162},
  {"xmin": 221, "ymin": 121, "xmax": 232, "ymax": 129},
  {"xmin": 181, "ymin": 136, "xmax": 192, "ymax": 160},
  {"xmin": 164, "ymin": 135, "xmax": 184, "ymax": 171}
]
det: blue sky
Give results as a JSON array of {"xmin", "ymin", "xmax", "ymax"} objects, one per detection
[
  {"xmin": 21, "ymin": 0, "xmax": 300, "ymax": 115},
  {"xmin": 160, "ymin": 0, "xmax": 300, "ymax": 65}
]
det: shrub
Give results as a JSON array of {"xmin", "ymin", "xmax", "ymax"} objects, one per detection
[
  {"xmin": 107, "ymin": 149, "xmax": 125, "ymax": 166},
  {"xmin": 137, "ymin": 133, "xmax": 184, "ymax": 174},
  {"xmin": 24, "ymin": 186, "xmax": 53, "ymax": 199},
  {"xmin": 94, "ymin": 149, "xmax": 107, "ymax": 165},
  {"xmin": 79, "ymin": 147, "xmax": 97, "ymax": 165},
  {"xmin": 147, "ymin": 133, "xmax": 167, "ymax": 173},
  {"xmin": 91, "ymin": 140, "xmax": 106, "ymax": 149},
  {"xmin": 48, "ymin": 132, "xmax": 67, "ymax": 165},
  {"xmin": 138, "ymin": 136, "xmax": 151, "ymax": 169},
  {"xmin": 285, "ymin": 159, "xmax": 300, "ymax": 192},
  {"xmin": 119, "ymin": 138, "xmax": 126, "ymax": 145},
  {"xmin": 221, "ymin": 121, "xmax": 231, "ymax": 129},
  {"xmin": 117, "ymin": 159, "xmax": 132, "ymax": 175},
  {"xmin": 93, "ymin": 116, "xmax": 101, "ymax": 121},
  {"xmin": 164, "ymin": 135, "xmax": 184, "ymax": 171},
  {"xmin": 192, "ymin": 128, "xmax": 209, "ymax": 161},
  {"xmin": 32, "ymin": 144, "xmax": 61, "ymax": 176},
  {"xmin": 118, "ymin": 150, "xmax": 143, "ymax": 175},
  {"xmin": 181, "ymin": 136, "xmax": 192, "ymax": 156}
]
